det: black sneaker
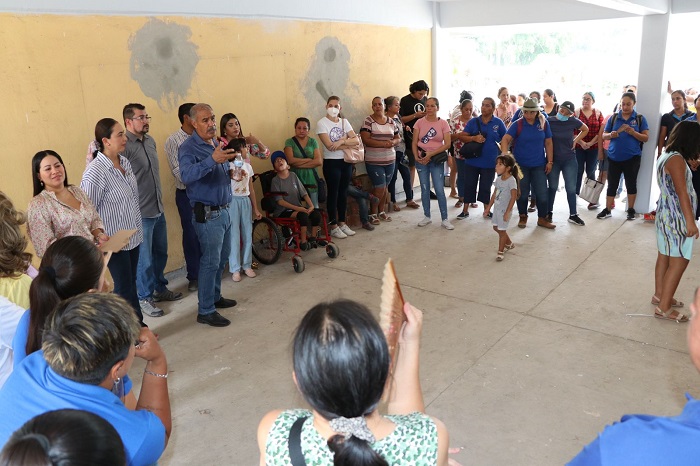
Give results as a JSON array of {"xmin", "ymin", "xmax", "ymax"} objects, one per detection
[
  {"xmin": 627, "ymin": 208, "xmax": 636, "ymax": 220},
  {"xmin": 456, "ymin": 211, "xmax": 469, "ymax": 220},
  {"xmin": 546, "ymin": 212, "xmax": 553, "ymax": 223},
  {"xmin": 300, "ymin": 241, "xmax": 312, "ymax": 251},
  {"xmin": 597, "ymin": 208, "xmax": 612, "ymax": 219},
  {"xmin": 214, "ymin": 297, "xmax": 237, "ymax": 309},
  {"xmin": 197, "ymin": 311, "xmax": 231, "ymax": 327},
  {"xmin": 568, "ymin": 214, "xmax": 585, "ymax": 226}
]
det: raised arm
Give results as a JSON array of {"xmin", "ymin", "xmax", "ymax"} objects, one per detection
[{"xmin": 134, "ymin": 327, "xmax": 172, "ymax": 443}]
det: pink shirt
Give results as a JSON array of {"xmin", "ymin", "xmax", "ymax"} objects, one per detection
[
  {"xmin": 27, "ymin": 186, "xmax": 104, "ymax": 258},
  {"xmin": 414, "ymin": 117, "xmax": 451, "ymax": 152}
]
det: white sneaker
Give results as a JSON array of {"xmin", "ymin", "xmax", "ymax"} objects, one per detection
[
  {"xmin": 330, "ymin": 227, "xmax": 347, "ymax": 239},
  {"xmin": 139, "ymin": 299, "xmax": 164, "ymax": 317},
  {"xmin": 441, "ymin": 220, "xmax": 454, "ymax": 230},
  {"xmin": 418, "ymin": 217, "xmax": 432, "ymax": 227},
  {"xmin": 339, "ymin": 224, "xmax": 356, "ymax": 236}
]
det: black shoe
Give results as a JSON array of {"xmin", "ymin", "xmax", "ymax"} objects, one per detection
[
  {"xmin": 568, "ymin": 214, "xmax": 585, "ymax": 226},
  {"xmin": 597, "ymin": 208, "xmax": 612, "ymax": 219},
  {"xmin": 626, "ymin": 208, "xmax": 636, "ymax": 221},
  {"xmin": 456, "ymin": 211, "xmax": 469, "ymax": 220},
  {"xmin": 153, "ymin": 288, "xmax": 183, "ymax": 302},
  {"xmin": 214, "ymin": 297, "xmax": 237, "ymax": 309},
  {"xmin": 300, "ymin": 241, "xmax": 311, "ymax": 251},
  {"xmin": 188, "ymin": 280, "xmax": 198, "ymax": 292},
  {"xmin": 429, "ymin": 191, "xmax": 438, "ymax": 200},
  {"xmin": 197, "ymin": 311, "xmax": 231, "ymax": 327},
  {"xmin": 316, "ymin": 238, "xmax": 328, "ymax": 246}
]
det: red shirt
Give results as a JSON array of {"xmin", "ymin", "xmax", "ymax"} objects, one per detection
[{"xmin": 576, "ymin": 109, "xmax": 604, "ymax": 149}]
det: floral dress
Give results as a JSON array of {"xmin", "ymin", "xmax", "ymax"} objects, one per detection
[
  {"xmin": 656, "ymin": 150, "xmax": 697, "ymax": 260},
  {"xmin": 264, "ymin": 409, "xmax": 438, "ymax": 465}
]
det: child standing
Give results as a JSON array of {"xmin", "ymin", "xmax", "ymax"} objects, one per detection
[
  {"xmin": 227, "ymin": 138, "xmax": 262, "ymax": 282},
  {"xmin": 484, "ymin": 154, "xmax": 521, "ymax": 261}
]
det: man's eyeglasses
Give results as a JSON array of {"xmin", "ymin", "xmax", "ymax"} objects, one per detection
[{"xmin": 130, "ymin": 115, "xmax": 152, "ymax": 121}]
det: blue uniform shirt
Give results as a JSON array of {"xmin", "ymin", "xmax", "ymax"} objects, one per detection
[
  {"xmin": 547, "ymin": 116, "xmax": 583, "ymax": 162},
  {"xmin": 463, "ymin": 116, "xmax": 507, "ymax": 169},
  {"xmin": 0, "ymin": 351, "xmax": 163, "ymax": 466},
  {"xmin": 603, "ymin": 110, "xmax": 649, "ymax": 162},
  {"xmin": 179, "ymin": 131, "xmax": 232, "ymax": 207},
  {"xmin": 569, "ymin": 394, "xmax": 700, "ymax": 466},
  {"xmin": 506, "ymin": 117, "xmax": 552, "ymax": 168}
]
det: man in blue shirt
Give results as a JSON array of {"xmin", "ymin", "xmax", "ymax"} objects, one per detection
[
  {"xmin": 569, "ymin": 287, "xmax": 700, "ymax": 465},
  {"xmin": 179, "ymin": 103, "xmax": 237, "ymax": 327}
]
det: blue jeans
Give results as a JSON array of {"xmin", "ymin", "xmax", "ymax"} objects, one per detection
[
  {"xmin": 462, "ymin": 163, "xmax": 495, "ymax": 204},
  {"xmin": 365, "ymin": 163, "xmax": 395, "ymax": 188},
  {"xmin": 228, "ymin": 197, "xmax": 253, "ymax": 272},
  {"xmin": 575, "ymin": 147, "xmax": 598, "ymax": 194},
  {"xmin": 193, "ymin": 207, "xmax": 232, "ymax": 316},
  {"xmin": 547, "ymin": 158, "xmax": 578, "ymax": 215},
  {"xmin": 136, "ymin": 213, "xmax": 169, "ymax": 300},
  {"xmin": 415, "ymin": 161, "xmax": 447, "ymax": 220},
  {"xmin": 108, "ymin": 246, "xmax": 144, "ymax": 324},
  {"xmin": 389, "ymin": 152, "xmax": 413, "ymax": 202},
  {"xmin": 517, "ymin": 165, "xmax": 548, "ymax": 218},
  {"xmin": 175, "ymin": 189, "xmax": 201, "ymax": 282},
  {"xmin": 347, "ymin": 184, "xmax": 370, "ymax": 224}
]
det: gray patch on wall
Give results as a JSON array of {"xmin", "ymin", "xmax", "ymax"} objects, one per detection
[
  {"xmin": 129, "ymin": 19, "xmax": 199, "ymax": 110},
  {"xmin": 303, "ymin": 36, "xmax": 362, "ymax": 128}
]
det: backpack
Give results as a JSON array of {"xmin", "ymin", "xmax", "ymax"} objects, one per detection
[
  {"xmin": 609, "ymin": 113, "xmax": 645, "ymax": 149},
  {"xmin": 511, "ymin": 114, "xmax": 546, "ymax": 151}
]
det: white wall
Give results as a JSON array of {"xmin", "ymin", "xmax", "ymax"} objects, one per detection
[{"xmin": 0, "ymin": 0, "xmax": 434, "ymax": 28}]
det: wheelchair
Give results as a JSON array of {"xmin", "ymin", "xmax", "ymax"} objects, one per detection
[{"xmin": 251, "ymin": 170, "xmax": 339, "ymax": 273}]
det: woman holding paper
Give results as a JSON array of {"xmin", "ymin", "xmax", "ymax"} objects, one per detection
[
  {"xmin": 28, "ymin": 150, "xmax": 108, "ymax": 258},
  {"xmin": 81, "ymin": 118, "xmax": 145, "ymax": 325},
  {"xmin": 258, "ymin": 299, "xmax": 451, "ymax": 465}
]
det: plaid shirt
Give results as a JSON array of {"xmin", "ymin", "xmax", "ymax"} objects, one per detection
[{"xmin": 576, "ymin": 109, "xmax": 604, "ymax": 149}]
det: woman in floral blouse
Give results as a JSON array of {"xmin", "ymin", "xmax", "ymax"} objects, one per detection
[{"xmin": 27, "ymin": 150, "xmax": 108, "ymax": 258}]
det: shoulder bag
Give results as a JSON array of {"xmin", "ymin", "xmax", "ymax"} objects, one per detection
[
  {"xmin": 288, "ymin": 416, "xmax": 308, "ymax": 466},
  {"xmin": 341, "ymin": 119, "xmax": 365, "ymax": 163},
  {"xmin": 292, "ymin": 137, "xmax": 326, "ymax": 203},
  {"xmin": 459, "ymin": 117, "xmax": 485, "ymax": 159}
]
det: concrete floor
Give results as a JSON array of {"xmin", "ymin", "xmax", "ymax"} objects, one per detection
[{"xmin": 132, "ymin": 187, "xmax": 700, "ymax": 466}]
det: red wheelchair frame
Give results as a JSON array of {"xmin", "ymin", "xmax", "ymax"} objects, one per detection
[{"xmin": 251, "ymin": 170, "xmax": 339, "ymax": 273}]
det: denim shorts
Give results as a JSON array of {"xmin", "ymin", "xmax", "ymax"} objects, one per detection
[{"xmin": 365, "ymin": 163, "xmax": 395, "ymax": 188}]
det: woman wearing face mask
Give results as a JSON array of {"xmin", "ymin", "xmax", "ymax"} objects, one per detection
[
  {"xmin": 546, "ymin": 101, "xmax": 589, "ymax": 226},
  {"xmin": 219, "ymin": 113, "xmax": 270, "ymax": 160},
  {"xmin": 316, "ymin": 96, "xmax": 360, "ymax": 239},
  {"xmin": 284, "ymin": 118, "xmax": 323, "ymax": 209}
]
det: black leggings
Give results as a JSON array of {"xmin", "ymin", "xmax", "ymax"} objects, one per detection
[
  {"xmin": 606, "ymin": 157, "xmax": 640, "ymax": 197},
  {"xmin": 323, "ymin": 158, "xmax": 352, "ymax": 225},
  {"xmin": 279, "ymin": 209, "xmax": 321, "ymax": 227}
]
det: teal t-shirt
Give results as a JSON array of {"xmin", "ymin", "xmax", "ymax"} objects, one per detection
[{"xmin": 284, "ymin": 137, "xmax": 320, "ymax": 192}]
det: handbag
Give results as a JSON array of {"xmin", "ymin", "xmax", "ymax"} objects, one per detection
[
  {"xmin": 579, "ymin": 177, "xmax": 605, "ymax": 204},
  {"xmin": 430, "ymin": 150, "xmax": 448, "ymax": 165},
  {"xmin": 459, "ymin": 118, "xmax": 485, "ymax": 159},
  {"xmin": 292, "ymin": 137, "xmax": 327, "ymax": 203},
  {"xmin": 341, "ymin": 119, "xmax": 365, "ymax": 163}
]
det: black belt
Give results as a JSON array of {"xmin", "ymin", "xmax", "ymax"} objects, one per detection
[{"xmin": 209, "ymin": 204, "xmax": 228, "ymax": 211}]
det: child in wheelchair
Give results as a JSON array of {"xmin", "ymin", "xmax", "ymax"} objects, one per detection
[{"xmin": 270, "ymin": 152, "xmax": 326, "ymax": 251}]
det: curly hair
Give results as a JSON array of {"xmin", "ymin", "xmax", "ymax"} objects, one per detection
[{"xmin": 0, "ymin": 191, "xmax": 31, "ymax": 278}]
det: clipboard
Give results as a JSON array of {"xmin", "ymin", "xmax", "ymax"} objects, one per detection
[{"xmin": 99, "ymin": 229, "xmax": 137, "ymax": 253}]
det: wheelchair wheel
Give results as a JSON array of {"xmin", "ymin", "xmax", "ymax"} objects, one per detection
[
  {"xmin": 292, "ymin": 256, "xmax": 305, "ymax": 273},
  {"xmin": 326, "ymin": 243, "xmax": 339, "ymax": 259},
  {"xmin": 252, "ymin": 218, "xmax": 283, "ymax": 265}
]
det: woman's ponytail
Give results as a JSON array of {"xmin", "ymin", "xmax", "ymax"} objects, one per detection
[{"xmin": 328, "ymin": 434, "xmax": 388, "ymax": 466}]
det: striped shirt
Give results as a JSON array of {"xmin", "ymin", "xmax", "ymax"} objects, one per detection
[
  {"xmin": 360, "ymin": 115, "xmax": 397, "ymax": 165},
  {"xmin": 164, "ymin": 128, "xmax": 190, "ymax": 190},
  {"xmin": 80, "ymin": 152, "xmax": 143, "ymax": 251}
]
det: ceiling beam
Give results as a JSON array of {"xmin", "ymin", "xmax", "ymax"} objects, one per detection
[{"xmin": 574, "ymin": 0, "xmax": 668, "ymax": 15}]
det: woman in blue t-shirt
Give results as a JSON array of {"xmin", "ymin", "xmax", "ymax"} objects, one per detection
[
  {"xmin": 500, "ymin": 98, "xmax": 555, "ymax": 229},
  {"xmin": 598, "ymin": 92, "xmax": 650, "ymax": 221}
]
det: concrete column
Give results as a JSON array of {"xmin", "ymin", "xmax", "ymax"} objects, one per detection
[{"xmin": 635, "ymin": 12, "xmax": 669, "ymax": 213}]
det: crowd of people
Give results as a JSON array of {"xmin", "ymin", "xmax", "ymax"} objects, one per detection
[{"xmin": 1, "ymin": 78, "xmax": 700, "ymax": 464}]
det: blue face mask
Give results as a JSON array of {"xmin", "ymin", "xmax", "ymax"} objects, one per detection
[{"xmin": 556, "ymin": 113, "xmax": 569, "ymax": 121}]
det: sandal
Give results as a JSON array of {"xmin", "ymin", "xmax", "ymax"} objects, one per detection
[
  {"xmin": 450, "ymin": 192, "xmax": 459, "ymax": 199},
  {"xmin": 406, "ymin": 200, "xmax": 420, "ymax": 209},
  {"xmin": 393, "ymin": 203, "xmax": 401, "ymax": 212},
  {"xmin": 654, "ymin": 306, "xmax": 689, "ymax": 323},
  {"xmin": 378, "ymin": 211, "xmax": 392, "ymax": 222},
  {"xmin": 496, "ymin": 251, "xmax": 504, "ymax": 262},
  {"xmin": 455, "ymin": 200, "xmax": 464, "ymax": 208},
  {"xmin": 651, "ymin": 295, "xmax": 684, "ymax": 308},
  {"xmin": 470, "ymin": 203, "xmax": 478, "ymax": 208},
  {"xmin": 368, "ymin": 214, "xmax": 380, "ymax": 225},
  {"xmin": 505, "ymin": 243, "xmax": 515, "ymax": 251}
]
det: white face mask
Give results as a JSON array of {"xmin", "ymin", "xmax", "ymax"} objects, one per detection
[{"xmin": 327, "ymin": 107, "xmax": 340, "ymax": 118}]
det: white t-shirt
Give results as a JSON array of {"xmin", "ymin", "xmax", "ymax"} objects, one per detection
[
  {"xmin": 0, "ymin": 295, "xmax": 24, "ymax": 389},
  {"xmin": 229, "ymin": 162, "xmax": 254, "ymax": 197},
  {"xmin": 316, "ymin": 117, "xmax": 354, "ymax": 160}
]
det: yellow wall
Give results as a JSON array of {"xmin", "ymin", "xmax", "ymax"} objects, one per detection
[{"xmin": 0, "ymin": 14, "xmax": 431, "ymax": 271}]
